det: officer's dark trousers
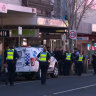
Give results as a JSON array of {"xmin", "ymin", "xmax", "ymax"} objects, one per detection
[
  {"xmin": 39, "ymin": 61, "xmax": 49, "ymax": 84},
  {"xmin": 7, "ymin": 60, "xmax": 16, "ymax": 84},
  {"xmin": 58, "ymin": 60, "xmax": 63, "ymax": 75},
  {"xmin": 92, "ymin": 62, "xmax": 96, "ymax": 74},
  {"xmin": 75, "ymin": 62, "xmax": 83, "ymax": 76},
  {"xmin": 64, "ymin": 60, "xmax": 71, "ymax": 76}
]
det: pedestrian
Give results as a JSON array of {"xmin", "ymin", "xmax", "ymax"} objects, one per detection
[
  {"xmin": 53, "ymin": 47, "xmax": 60, "ymax": 61},
  {"xmin": 58, "ymin": 47, "xmax": 63, "ymax": 75},
  {"xmin": 63, "ymin": 50, "xmax": 73, "ymax": 76},
  {"xmin": 3, "ymin": 44, "xmax": 19, "ymax": 86},
  {"xmin": 92, "ymin": 49, "xmax": 96, "ymax": 75},
  {"xmin": 36, "ymin": 47, "xmax": 51, "ymax": 85},
  {"xmin": 0, "ymin": 53, "xmax": 2, "ymax": 82},
  {"xmin": 75, "ymin": 51, "xmax": 85, "ymax": 76},
  {"xmin": 47, "ymin": 46, "xmax": 51, "ymax": 54},
  {"xmin": 73, "ymin": 48, "xmax": 79, "ymax": 74}
]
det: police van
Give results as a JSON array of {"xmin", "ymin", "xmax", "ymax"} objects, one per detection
[{"xmin": 15, "ymin": 47, "xmax": 58, "ymax": 78}]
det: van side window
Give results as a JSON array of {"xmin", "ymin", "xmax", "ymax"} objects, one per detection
[
  {"xmin": 17, "ymin": 51, "xmax": 22, "ymax": 57},
  {"xmin": 33, "ymin": 51, "xmax": 37, "ymax": 58}
]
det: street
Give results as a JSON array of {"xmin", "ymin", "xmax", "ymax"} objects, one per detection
[{"xmin": 0, "ymin": 71, "xmax": 96, "ymax": 96}]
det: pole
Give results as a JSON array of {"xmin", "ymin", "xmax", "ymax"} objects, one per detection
[
  {"xmin": 18, "ymin": 35, "xmax": 20, "ymax": 47},
  {"xmin": 18, "ymin": 26, "xmax": 22, "ymax": 47},
  {"xmin": 0, "ymin": 13, "xmax": 4, "ymax": 65}
]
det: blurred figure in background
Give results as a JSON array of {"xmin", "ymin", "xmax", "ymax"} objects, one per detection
[
  {"xmin": 92, "ymin": 49, "xmax": 96, "ymax": 75},
  {"xmin": 58, "ymin": 47, "xmax": 64, "ymax": 75},
  {"xmin": 53, "ymin": 47, "xmax": 59, "ymax": 61},
  {"xmin": 0, "ymin": 52, "xmax": 2, "ymax": 81},
  {"xmin": 73, "ymin": 48, "xmax": 79, "ymax": 74}
]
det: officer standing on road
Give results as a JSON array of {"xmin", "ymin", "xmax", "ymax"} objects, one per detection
[
  {"xmin": 36, "ymin": 47, "xmax": 51, "ymax": 85},
  {"xmin": 4, "ymin": 44, "xmax": 19, "ymax": 86},
  {"xmin": 75, "ymin": 51, "xmax": 85, "ymax": 76},
  {"xmin": 63, "ymin": 50, "xmax": 73, "ymax": 76},
  {"xmin": 92, "ymin": 49, "xmax": 96, "ymax": 75}
]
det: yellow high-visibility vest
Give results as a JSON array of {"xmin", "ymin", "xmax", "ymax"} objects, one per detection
[
  {"xmin": 66, "ymin": 53, "xmax": 71, "ymax": 60},
  {"xmin": 7, "ymin": 49, "xmax": 14, "ymax": 60},
  {"xmin": 78, "ymin": 55, "xmax": 83, "ymax": 61},
  {"xmin": 40, "ymin": 52, "xmax": 47, "ymax": 62}
]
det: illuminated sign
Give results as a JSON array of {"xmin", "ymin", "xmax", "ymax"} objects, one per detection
[
  {"xmin": 37, "ymin": 17, "xmax": 68, "ymax": 27},
  {"xmin": 0, "ymin": 3, "xmax": 7, "ymax": 13},
  {"xmin": 0, "ymin": 30, "xmax": 9, "ymax": 37}
]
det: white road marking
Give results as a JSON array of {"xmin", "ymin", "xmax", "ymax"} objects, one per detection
[{"xmin": 53, "ymin": 83, "xmax": 96, "ymax": 95}]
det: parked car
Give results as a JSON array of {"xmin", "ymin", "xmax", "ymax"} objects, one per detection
[{"xmin": 15, "ymin": 47, "xmax": 58, "ymax": 79}]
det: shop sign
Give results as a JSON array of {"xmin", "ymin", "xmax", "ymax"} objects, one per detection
[
  {"xmin": 0, "ymin": 3, "xmax": 7, "ymax": 13},
  {"xmin": 37, "ymin": 17, "xmax": 68, "ymax": 27},
  {"xmin": 12, "ymin": 29, "xmax": 39, "ymax": 37},
  {"xmin": 18, "ymin": 26, "xmax": 22, "ymax": 35},
  {"xmin": 56, "ymin": 30, "xmax": 65, "ymax": 33},
  {"xmin": 77, "ymin": 37, "xmax": 89, "ymax": 40},
  {"xmin": 0, "ymin": 30, "xmax": 9, "ymax": 37}
]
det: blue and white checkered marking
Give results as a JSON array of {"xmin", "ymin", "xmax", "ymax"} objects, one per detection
[{"xmin": 25, "ymin": 53, "xmax": 30, "ymax": 64}]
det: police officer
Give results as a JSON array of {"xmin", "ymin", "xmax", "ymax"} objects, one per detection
[
  {"xmin": 92, "ymin": 49, "xmax": 96, "ymax": 75},
  {"xmin": 73, "ymin": 48, "xmax": 79, "ymax": 74},
  {"xmin": 36, "ymin": 47, "xmax": 51, "ymax": 85},
  {"xmin": 63, "ymin": 50, "xmax": 73, "ymax": 76},
  {"xmin": 75, "ymin": 51, "xmax": 85, "ymax": 76},
  {"xmin": 4, "ymin": 44, "xmax": 19, "ymax": 86}
]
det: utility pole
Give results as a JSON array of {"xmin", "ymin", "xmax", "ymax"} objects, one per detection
[{"xmin": 18, "ymin": 26, "xmax": 22, "ymax": 47}]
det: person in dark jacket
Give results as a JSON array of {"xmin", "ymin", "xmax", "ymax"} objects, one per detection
[
  {"xmin": 36, "ymin": 47, "xmax": 51, "ymax": 85},
  {"xmin": 73, "ymin": 48, "xmax": 79, "ymax": 74},
  {"xmin": 58, "ymin": 47, "xmax": 63, "ymax": 75},
  {"xmin": 53, "ymin": 47, "xmax": 60, "ymax": 61},
  {"xmin": 4, "ymin": 44, "xmax": 19, "ymax": 86},
  {"xmin": 92, "ymin": 50, "xmax": 96, "ymax": 75}
]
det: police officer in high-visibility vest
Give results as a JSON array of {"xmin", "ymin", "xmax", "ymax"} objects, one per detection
[
  {"xmin": 75, "ymin": 51, "xmax": 85, "ymax": 76},
  {"xmin": 4, "ymin": 44, "xmax": 19, "ymax": 86},
  {"xmin": 36, "ymin": 47, "xmax": 51, "ymax": 85},
  {"xmin": 63, "ymin": 50, "xmax": 73, "ymax": 76}
]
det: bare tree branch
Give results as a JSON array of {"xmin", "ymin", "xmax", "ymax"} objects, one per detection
[{"xmin": 63, "ymin": 0, "xmax": 95, "ymax": 30}]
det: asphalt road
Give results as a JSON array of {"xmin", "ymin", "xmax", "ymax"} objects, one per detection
[{"xmin": 0, "ymin": 72, "xmax": 96, "ymax": 96}]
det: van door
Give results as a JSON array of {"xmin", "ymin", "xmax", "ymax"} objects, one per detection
[{"xmin": 16, "ymin": 48, "xmax": 25, "ymax": 68}]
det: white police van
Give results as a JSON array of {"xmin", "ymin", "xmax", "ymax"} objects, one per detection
[{"xmin": 15, "ymin": 47, "xmax": 58, "ymax": 78}]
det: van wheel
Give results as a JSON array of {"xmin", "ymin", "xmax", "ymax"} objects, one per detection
[{"xmin": 50, "ymin": 65, "xmax": 58, "ymax": 78}]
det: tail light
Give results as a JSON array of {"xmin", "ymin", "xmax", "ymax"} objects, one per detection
[{"xmin": 30, "ymin": 58, "xmax": 35, "ymax": 66}]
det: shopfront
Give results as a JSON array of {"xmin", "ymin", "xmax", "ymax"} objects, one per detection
[{"xmin": 0, "ymin": 2, "xmax": 67, "ymax": 56}]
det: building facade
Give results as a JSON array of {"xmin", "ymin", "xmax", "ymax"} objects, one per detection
[
  {"xmin": 0, "ymin": 0, "xmax": 22, "ymax": 5},
  {"xmin": 0, "ymin": 0, "xmax": 66, "ymax": 54}
]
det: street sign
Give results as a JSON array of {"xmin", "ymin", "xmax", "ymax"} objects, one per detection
[
  {"xmin": 18, "ymin": 26, "xmax": 22, "ymax": 35},
  {"xmin": 0, "ymin": 30, "xmax": 9, "ymax": 37},
  {"xmin": 61, "ymin": 34, "xmax": 66, "ymax": 41},
  {"xmin": 69, "ymin": 30, "xmax": 77, "ymax": 39},
  {"xmin": 0, "ymin": 3, "xmax": 7, "ymax": 13},
  {"xmin": 56, "ymin": 30, "xmax": 65, "ymax": 33}
]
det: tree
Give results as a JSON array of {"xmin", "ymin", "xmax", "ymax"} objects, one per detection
[{"xmin": 63, "ymin": 0, "xmax": 95, "ymax": 52}]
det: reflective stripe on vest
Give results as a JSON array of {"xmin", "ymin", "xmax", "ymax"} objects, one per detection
[
  {"xmin": 40, "ymin": 52, "xmax": 47, "ymax": 61},
  {"xmin": 7, "ymin": 49, "xmax": 14, "ymax": 60},
  {"xmin": 66, "ymin": 53, "xmax": 71, "ymax": 60},
  {"xmin": 78, "ymin": 55, "xmax": 83, "ymax": 61}
]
